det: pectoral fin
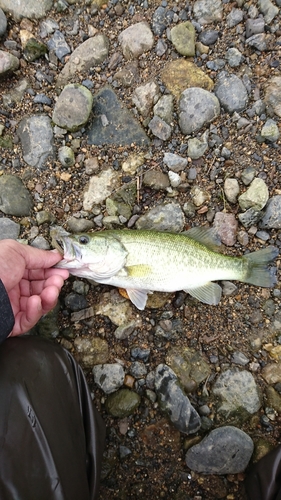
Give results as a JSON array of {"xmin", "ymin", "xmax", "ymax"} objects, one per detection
[
  {"xmin": 126, "ymin": 289, "xmax": 150, "ymax": 310},
  {"xmin": 184, "ymin": 282, "xmax": 222, "ymax": 305}
]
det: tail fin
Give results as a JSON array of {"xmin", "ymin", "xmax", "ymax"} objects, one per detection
[{"xmin": 243, "ymin": 246, "xmax": 279, "ymax": 288}]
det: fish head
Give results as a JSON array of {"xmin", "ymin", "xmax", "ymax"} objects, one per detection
[{"xmin": 51, "ymin": 227, "xmax": 128, "ymax": 280}]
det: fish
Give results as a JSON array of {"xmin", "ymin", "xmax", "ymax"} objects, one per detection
[{"xmin": 51, "ymin": 226, "xmax": 279, "ymax": 310}]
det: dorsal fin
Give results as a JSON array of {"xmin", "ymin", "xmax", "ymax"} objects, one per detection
[{"xmin": 183, "ymin": 227, "xmax": 221, "ymax": 252}]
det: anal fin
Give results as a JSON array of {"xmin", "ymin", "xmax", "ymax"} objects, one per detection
[
  {"xmin": 184, "ymin": 282, "xmax": 222, "ymax": 305},
  {"xmin": 126, "ymin": 289, "xmax": 150, "ymax": 310}
]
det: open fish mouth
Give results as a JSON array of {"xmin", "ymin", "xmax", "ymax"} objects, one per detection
[{"xmin": 50, "ymin": 226, "xmax": 80, "ymax": 261}]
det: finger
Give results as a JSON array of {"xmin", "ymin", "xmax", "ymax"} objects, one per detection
[
  {"xmin": 40, "ymin": 285, "xmax": 61, "ymax": 315},
  {"xmin": 11, "ymin": 296, "xmax": 43, "ymax": 336},
  {"xmin": 29, "ymin": 275, "xmax": 65, "ymax": 296},
  {"xmin": 18, "ymin": 245, "xmax": 64, "ymax": 270},
  {"xmin": 24, "ymin": 267, "xmax": 69, "ymax": 281}
]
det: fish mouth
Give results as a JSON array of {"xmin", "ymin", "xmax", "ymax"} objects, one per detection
[{"xmin": 50, "ymin": 226, "xmax": 80, "ymax": 261}]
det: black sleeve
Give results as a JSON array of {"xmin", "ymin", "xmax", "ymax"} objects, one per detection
[{"xmin": 0, "ymin": 279, "xmax": 15, "ymax": 342}]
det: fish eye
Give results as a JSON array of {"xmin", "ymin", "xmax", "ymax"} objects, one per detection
[{"xmin": 78, "ymin": 235, "xmax": 90, "ymax": 245}]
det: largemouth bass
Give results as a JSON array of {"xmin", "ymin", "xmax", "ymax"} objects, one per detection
[{"xmin": 52, "ymin": 227, "xmax": 279, "ymax": 310}]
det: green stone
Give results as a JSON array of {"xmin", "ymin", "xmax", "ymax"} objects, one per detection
[{"xmin": 105, "ymin": 388, "xmax": 141, "ymax": 418}]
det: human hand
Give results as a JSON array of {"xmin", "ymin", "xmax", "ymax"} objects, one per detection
[{"xmin": 0, "ymin": 239, "xmax": 69, "ymax": 336}]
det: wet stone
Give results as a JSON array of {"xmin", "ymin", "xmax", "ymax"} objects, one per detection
[
  {"xmin": 185, "ymin": 426, "xmax": 254, "ymax": 474},
  {"xmin": 155, "ymin": 364, "xmax": 201, "ymax": 435},
  {"xmin": 135, "ymin": 202, "xmax": 185, "ymax": 232},
  {"xmin": 215, "ymin": 72, "xmax": 248, "ymax": 113},
  {"xmin": 53, "ymin": 84, "xmax": 93, "ymax": 133},
  {"xmin": 213, "ymin": 369, "xmax": 261, "ymax": 415},
  {"xmin": 0, "ymin": 218, "xmax": 20, "ymax": 239},
  {"xmin": 93, "ymin": 363, "xmax": 125, "ymax": 394},
  {"xmin": 17, "ymin": 114, "xmax": 54, "ymax": 169},
  {"xmin": 88, "ymin": 86, "xmax": 150, "ymax": 146},
  {"xmin": 179, "ymin": 88, "xmax": 220, "ymax": 135},
  {"xmin": 105, "ymin": 388, "xmax": 141, "ymax": 418},
  {"xmin": 0, "ymin": 175, "xmax": 33, "ymax": 216}
]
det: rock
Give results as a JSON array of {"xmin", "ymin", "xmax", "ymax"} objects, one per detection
[
  {"xmin": 190, "ymin": 186, "xmax": 210, "ymax": 207},
  {"xmin": 215, "ymin": 72, "xmax": 248, "ymax": 113},
  {"xmin": 83, "ymin": 168, "xmax": 119, "ymax": 209},
  {"xmin": 260, "ymin": 195, "xmax": 281, "ymax": 229},
  {"xmin": 153, "ymin": 95, "xmax": 174, "ymax": 125},
  {"xmin": 47, "ymin": 30, "xmax": 70, "ymax": 62},
  {"xmin": 74, "ymin": 336, "xmax": 109, "ymax": 368},
  {"xmin": 130, "ymin": 361, "xmax": 147, "ymax": 379},
  {"xmin": 114, "ymin": 321, "xmax": 136, "ymax": 340},
  {"xmin": 231, "ymin": 351, "xmax": 250, "ymax": 366},
  {"xmin": 105, "ymin": 389, "xmax": 141, "ymax": 418},
  {"xmin": 56, "ymin": 34, "xmax": 109, "ymax": 87},
  {"xmin": 265, "ymin": 386, "xmax": 281, "ymax": 414},
  {"xmin": 0, "ymin": 8, "xmax": 7, "ymax": 36},
  {"xmin": 199, "ymin": 30, "xmax": 219, "ymax": 46},
  {"xmin": 161, "ymin": 60, "xmax": 214, "ymax": 100},
  {"xmin": 163, "ymin": 153, "xmax": 187, "ymax": 172},
  {"xmin": 66, "ymin": 217, "xmax": 94, "ymax": 233},
  {"xmin": 53, "ymin": 84, "xmax": 93, "ymax": 132},
  {"xmin": 152, "ymin": 6, "xmax": 170, "ymax": 36},
  {"xmin": 241, "ymin": 166, "xmax": 256, "ymax": 186},
  {"xmin": 185, "ymin": 426, "xmax": 254, "ymax": 474},
  {"xmin": 155, "ymin": 364, "xmax": 201, "ymax": 434},
  {"xmin": 0, "ymin": 0, "xmax": 52, "ymax": 20},
  {"xmin": 114, "ymin": 61, "xmax": 139, "ymax": 87},
  {"xmin": 65, "ymin": 292, "xmax": 88, "ymax": 312},
  {"xmin": 170, "ymin": 21, "xmax": 195, "ymax": 57},
  {"xmin": 93, "ymin": 363, "xmax": 125, "ymax": 394},
  {"xmin": 58, "ymin": 146, "xmax": 75, "ymax": 167},
  {"xmin": 166, "ymin": 347, "xmax": 211, "ymax": 391},
  {"xmin": 148, "ymin": 116, "xmax": 172, "ymax": 141},
  {"xmin": 213, "ymin": 212, "xmax": 238, "ymax": 246},
  {"xmin": 238, "ymin": 208, "xmax": 263, "ymax": 228},
  {"xmin": 135, "ymin": 202, "xmax": 185, "ymax": 232},
  {"xmin": 87, "ymin": 85, "xmax": 150, "ymax": 146},
  {"xmin": 224, "ymin": 178, "xmax": 240, "ymax": 203},
  {"xmin": 187, "ymin": 136, "xmax": 208, "ymax": 159},
  {"xmin": 258, "ymin": 0, "xmax": 279, "ymax": 23},
  {"xmin": 226, "ymin": 47, "xmax": 243, "ymax": 68},
  {"xmin": 31, "ymin": 302, "xmax": 60, "ymax": 339},
  {"xmin": 95, "ymin": 290, "xmax": 137, "ymax": 327},
  {"xmin": 132, "ymin": 81, "xmax": 160, "ymax": 117},
  {"xmin": 122, "ymin": 153, "xmax": 145, "ymax": 175},
  {"xmin": 261, "ymin": 119, "xmax": 280, "ymax": 142},
  {"xmin": 262, "ymin": 362, "xmax": 281, "ymax": 384},
  {"xmin": 226, "ymin": 8, "xmax": 243, "ymax": 27},
  {"xmin": 264, "ymin": 77, "xmax": 281, "ymax": 118},
  {"xmin": 143, "ymin": 170, "xmax": 170, "ymax": 190},
  {"xmin": 18, "ymin": 114, "xmax": 54, "ymax": 169},
  {"xmin": 246, "ymin": 33, "xmax": 271, "ymax": 51},
  {"xmin": 118, "ymin": 22, "xmax": 154, "ymax": 59},
  {"xmin": 0, "ymin": 175, "xmax": 33, "ymax": 216},
  {"xmin": 213, "ymin": 369, "xmax": 261, "ymax": 415},
  {"xmin": 193, "ymin": 0, "xmax": 223, "ymax": 24},
  {"xmin": 168, "ymin": 171, "xmax": 181, "ymax": 188},
  {"xmin": 238, "ymin": 178, "xmax": 269, "ymax": 211},
  {"xmin": 0, "ymin": 218, "xmax": 20, "ymax": 239},
  {"xmin": 179, "ymin": 88, "xmax": 220, "ymax": 135},
  {"xmin": 21, "ymin": 34, "xmax": 47, "ymax": 62},
  {"xmin": 246, "ymin": 18, "xmax": 265, "ymax": 38},
  {"xmin": 0, "ymin": 50, "xmax": 19, "ymax": 77}
]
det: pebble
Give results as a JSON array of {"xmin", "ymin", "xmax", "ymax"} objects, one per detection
[
  {"xmin": 193, "ymin": 0, "xmax": 223, "ymax": 24},
  {"xmin": 132, "ymin": 81, "xmax": 160, "ymax": 117},
  {"xmin": 261, "ymin": 118, "xmax": 280, "ymax": 143},
  {"xmin": 163, "ymin": 152, "xmax": 188, "ymax": 172},
  {"xmin": 130, "ymin": 361, "xmax": 147, "ymax": 379},
  {"xmin": 73, "ymin": 336, "xmax": 109, "ymax": 368},
  {"xmin": 170, "ymin": 21, "xmax": 196, "ymax": 57},
  {"xmin": 148, "ymin": 116, "xmax": 172, "ymax": 141},
  {"xmin": 0, "ymin": 217, "xmax": 20, "ymax": 239},
  {"xmin": 118, "ymin": 22, "xmax": 154, "ymax": 60},
  {"xmin": 58, "ymin": 146, "xmax": 75, "ymax": 167},
  {"xmin": 47, "ymin": 30, "xmax": 70, "ymax": 62},
  {"xmin": 135, "ymin": 202, "xmax": 185, "ymax": 232},
  {"xmin": 179, "ymin": 88, "xmax": 220, "ymax": 135},
  {"xmin": 238, "ymin": 178, "xmax": 269, "ymax": 212},
  {"xmin": 18, "ymin": 115, "xmax": 54, "ymax": 169},
  {"xmin": 224, "ymin": 178, "xmax": 240, "ymax": 203},
  {"xmin": 155, "ymin": 364, "xmax": 201, "ymax": 434},
  {"xmin": 215, "ymin": 72, "xmax": 248, "ymax": 113},
  {"xmin": 185, "ymin": 426, "xmax": 254, "ymax": 474},
  {"xmin": 260, "ymin": 195, "xmax": 281, "ymax": 229},
  {"xmin": 213, "ymin": 212, "xmax": 238, "ymax": 246},
  {"xmin": 0, "ymin": 175, "xmax": 33, "ymax": 216},
  {"xmin": 53, "ymin": 84, "xmax": 93, "ymax": 132},
  {"xmin": 93, "ymin": 364, "xmax": 125, "ymax": 394},
  {"xmin": 213, "ymin": 369, "xmax": 261, "ymax": 415},
  {"xmin": 105, "ymin": 389, "xmax": 140, "ymax": 418}
]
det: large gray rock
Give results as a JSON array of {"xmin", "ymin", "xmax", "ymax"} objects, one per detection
[
  {"xmin": 52, "ymin": 84, "xmax": 93, "ymax": 132},
  {"xmin": 118, "ymin": 22, "xmax": 154, "ymax": 59},
  {"xmin": 179, "ymin": 88, "xmax": 220, "ymax": 134},
  {"xmin": 56, "ymin": 34, "xmax": 109, "ymax": 87},
  {"xmin": 155, "ymin": 364, "xmax": 201, "ymax": 434},
  {"xmin": 0, "ymin": 175, "xmax": 33, "ymax": 216},
  {"xmin": 215, "ymin": 71, "xmax": 248, "ymax": 113},
  {"xmin": 0, "ymin": 218, "xmax": 20, "ymax": 239},
  {"xmin": 260, "ymin": 195, "xmax": 281, "ymax": 229},
  {"xmin": 185, "ymin": 426, "xmax": 254, "ymax": 474},
  {"xmin": 18, "ymin": 115, "xmax": 54, "ymax": 169},
  {"xmin": 0, "ymin": 0, "xmax": 52, "ymax": 20}
]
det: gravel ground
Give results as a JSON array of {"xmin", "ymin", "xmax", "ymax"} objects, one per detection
[{"xmin": 0, "ymin": 0, "xmax": 281, "ymax": 498}]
